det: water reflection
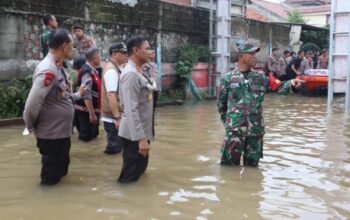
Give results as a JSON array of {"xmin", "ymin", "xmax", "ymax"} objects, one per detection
[
  {"xmin": 259, "ymin": 94, "xmax": 350, "ymax": 220},
  {"xmin": 0, "ymin": 94, "xmax": 349, "ymax": 219}
]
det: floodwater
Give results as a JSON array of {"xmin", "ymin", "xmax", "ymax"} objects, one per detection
[{"xmin": 0, "ymin": 94, "xmax": 350, "ymax": 220}]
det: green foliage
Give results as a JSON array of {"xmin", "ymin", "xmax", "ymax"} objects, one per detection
[
  {"xmin": 158, "ymin": 88, "xmax": 185, "ymax": 102},
  {"xmin": 0, "ymin": 76, "xmax": 33, "ymax": 119},
  {"xmin": 288, "ymin": 10, "xmax": 306, "ymax": 24},
  {"xmin": 301, "ymin": 30, "xmax": 329, "ymax": 50},
  {"xmin": 160, "ymin": 44, "xmax": 210, "ymax": 102},
  {"xmin": 198, "ymin": 90, "xmax": 209, "ymax": 99},
  {"xmin": 175, "ymin": 60, "xmax": 193, "ymax": 80},
  {"xmin": 174, "ymin": 44, "xmax": 210, "ymax": 87},
  {"xmin": 300, "ymin": 43, "xmax": 321, "ymax": 53}
]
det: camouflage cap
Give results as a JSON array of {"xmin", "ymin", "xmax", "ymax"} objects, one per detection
[{"xmin": 236, "ymin": 43, "xmax": 260, "ymax": 53}]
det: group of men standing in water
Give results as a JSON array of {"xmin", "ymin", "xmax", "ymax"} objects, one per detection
[
  {"xmin": 23, "ymin": 14, "xmax": 304, "ymax": 186},
  {"xmin": 24, "ymin": 14, "xmax": 157, "ymax": 185}
]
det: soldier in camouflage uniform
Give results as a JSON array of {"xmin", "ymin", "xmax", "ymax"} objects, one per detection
[
  {"xmin": 73, "ymin": 24, "xmax": 96, "ymax": 56},
  {"xmin": 217, "ymin": 43, "xmax": 303, "ymax": 167},
  {"xmin": 40, "ymin": 15, "xmax": 58, "ymax": 58}
]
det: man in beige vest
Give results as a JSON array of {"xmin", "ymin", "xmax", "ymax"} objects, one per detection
[{"xmin": 101, "ymin": 43, "xmax": 128, "ymax": 154}]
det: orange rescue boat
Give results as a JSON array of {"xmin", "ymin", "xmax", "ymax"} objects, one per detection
[{"xmin": 297, "ymin": 69, "xmax": 328, "ymax": 95}]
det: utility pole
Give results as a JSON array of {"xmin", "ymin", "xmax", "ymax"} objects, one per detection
[
  {"xmin": 157, "ymin": 2, "xmax": 163, "ymax": 94},
  {"xmin": 327, "ymin": 0, "xmax": 350, "ymax": 112},
  {"xmin": 209, "ymin": 0, "xmax": 214, "ymax": 96}
]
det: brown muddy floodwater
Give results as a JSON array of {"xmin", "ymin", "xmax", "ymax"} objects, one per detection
[{"xmin": 0, "ymin": 94, "xmax": 350, "ymax": 220}]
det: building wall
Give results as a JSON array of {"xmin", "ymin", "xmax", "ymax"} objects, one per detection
[
  {"xmin": 196, "ymin": 0, "xmax": 246, "ymax": 17},
  {"xmin": 0, "ymin": 0, "xmax": 291, "ymax": 81},
  {"xmin": 0, "ymin": 0, "xmax": 209, "ymax": 80},
  {"xmin": 230, "ymin": 17, "xmax": 291, "ymax": 64},
  {"xmin": 303, "ymin": 14, "xmax": 329, "ymax": 27}
]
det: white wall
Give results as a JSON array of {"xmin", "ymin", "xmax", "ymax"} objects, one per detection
[{"xmin": 302, "ymin": 14, "xmax": 329, "ymax": 27}]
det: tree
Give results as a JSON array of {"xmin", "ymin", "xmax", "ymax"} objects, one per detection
[
  {"xmin": 300, "ymin": 30, "xmax": 329, "ymax": 50},
  {"xmin": 288, "ymin": 10, "xmax": 306, "ymax": 24}
]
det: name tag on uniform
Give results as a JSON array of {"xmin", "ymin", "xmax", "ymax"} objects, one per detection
[{"xmin": 230, "ymin": 83, "xmax": 240, "ymax": 89}]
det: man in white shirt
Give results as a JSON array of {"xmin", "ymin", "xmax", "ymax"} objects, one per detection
[{"xmin": 101, "ymin": 43, "xmax": 128, "ymax": 154}]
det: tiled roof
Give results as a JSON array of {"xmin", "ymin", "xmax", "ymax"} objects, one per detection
[
  {"xmin": 297, "ymin": 5, "xmax": 331, "ymax": 14},
  {"xmin": 251, "ymin": 0, "xmax": 290, "ymax": 18},
  {"xmin": 246, "ymin": 6, "xmax": 271, "ymax": 22}
]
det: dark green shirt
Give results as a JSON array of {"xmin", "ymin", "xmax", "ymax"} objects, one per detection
[{"xmin": 40, "ymin": 28, "xmax": 54, "ymax": 58}]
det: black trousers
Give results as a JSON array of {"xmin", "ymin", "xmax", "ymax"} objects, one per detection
[
  {"xmin": 103, "ymin": 122, "xmax": 123, "ymax": 154},
  {"xmin": 118, "ymin": 138, "xmax": 149, "ymax": 183},
  {"xmin": 73, "ymin": 110, "xmax": 80, "ymax": 133},
  {"xmin": 76, "ymin": 111, "xmax": 100, "ymax": 141},
  {"xmin": 37, "ymin": 138, "xmax": 71, "ymax": 185},
  {"xmin": 153, "ymin": 90, "xmax": 159, "ymax": 109}
]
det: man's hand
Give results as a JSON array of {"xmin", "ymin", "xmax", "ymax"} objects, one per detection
[
  {"xmin": 114, "ymin": 119, "xmax": 120, "ymax": 129},
  {"xmin": 89, "ymin": 113, "xmax": 97, "ymax": 124},
  {"xmin": 291, "ymin": 79, "xmax": 304, "ymax": 89},
  {"xmin": 78, "ymin": 84, "xmax": 89, "ymax": 96},
  {"xmin": 138, "ymin": 138, "xmax": 150, "ymax": 157}
]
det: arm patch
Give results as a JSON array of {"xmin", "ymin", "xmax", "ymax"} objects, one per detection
[{"xmin": 44, "ymin": 72, "xmax": 55, "ymax": 87}]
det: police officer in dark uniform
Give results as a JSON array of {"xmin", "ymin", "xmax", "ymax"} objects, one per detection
[{"xmin": 74, "ymin": 47, "xmax": 102, "ymax": 141}]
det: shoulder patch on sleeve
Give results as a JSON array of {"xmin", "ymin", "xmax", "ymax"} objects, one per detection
[
  {"xmin": 87, "ymin": 37, "xmax": 93, "ymax": 46},
  {"xmin": 44, "ymin": 72, "xmax": 55, "ymax": 87}
]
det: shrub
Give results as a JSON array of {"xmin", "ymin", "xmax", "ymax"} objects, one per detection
[
  {"xmin": 0, "ymin": 75, "xmax": 32, "ymax": 119},
  {"xmin": 301, "ymin": 43, "xmax": 321, "ymax": 53},
  {"xmin": 174, "ymin": 44, "xmax": 210, "ymax": 88},
  {"xmin": 158, "ymin": 88, "xmax": 185, "ymax": 102}
]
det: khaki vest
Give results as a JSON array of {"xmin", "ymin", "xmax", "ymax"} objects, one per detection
[{"xmin": 101, "ymin": 61, "xmax": 121, "ymax": 119}]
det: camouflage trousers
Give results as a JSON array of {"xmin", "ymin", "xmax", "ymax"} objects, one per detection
[{"xmin": 221, "ymin": 131, "xmax": 263, "ymax": 166}]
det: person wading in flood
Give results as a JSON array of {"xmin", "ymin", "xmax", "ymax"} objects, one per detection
[
  {"xmin": 217, "ymin": 43, "xmax": 303, "ymax": 167},
  {"xmin": 117, "ymin": 36, "xmax": 154, "ymax": 183},
  {"xmin": 74, "ymin": 47, "xmax": 102, "ymax": 142},
  {"xmin": 24, "ymin": 28, "xmax": 87, "ymax": 185},
  {"xmin": 101, "ymin": 42, "xmax": 128, "ymax": 155}
]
